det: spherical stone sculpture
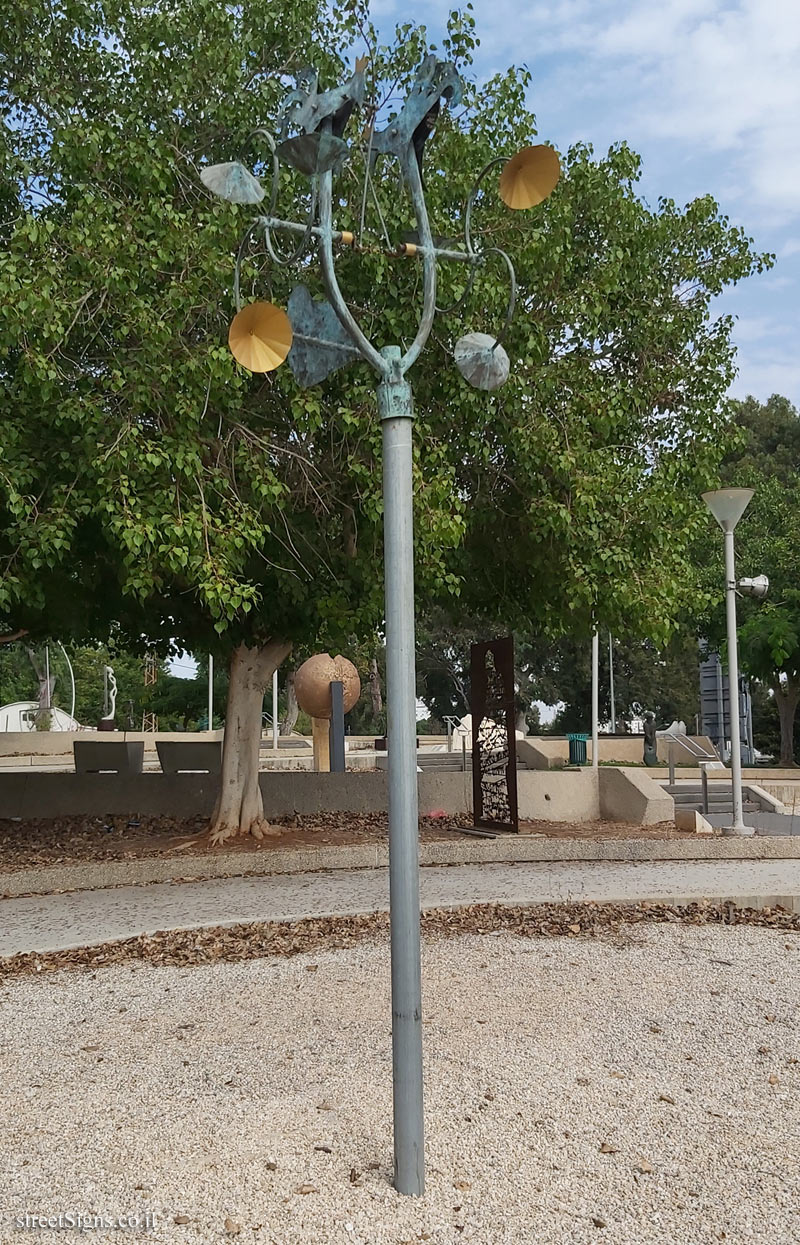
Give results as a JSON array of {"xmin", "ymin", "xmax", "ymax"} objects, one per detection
[{"xmin": 295, "ymin": 653, "xmax": 361, "ymax": 719}]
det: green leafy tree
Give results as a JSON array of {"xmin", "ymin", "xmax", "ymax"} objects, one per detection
[
  {"xmin": 547, "ymin": 631, "xmax": 701, "ymax": 734},
  {"xmin": 1, "ymin": 1, "xmax": 770, "ymax": 839},
  {"xmin": 695, "ymin": 397, "xmax": 800, "ymax": 765}
]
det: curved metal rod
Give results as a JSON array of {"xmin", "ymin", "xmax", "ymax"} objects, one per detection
[
  {"xmin": 234, "ymin": 218, "xmax": 265, "ymax": 311},
  {"xmin": 397, "ymin": 152, "xmax": 438, "ymax": 375},
  {"xmin": 264, "ymin": 185, "xmax": 317, "ymax": 266},
  {"xmin": 464, "ymin": 155, "xmax": 506, "ymax": 256},
  {"xmin": 317, "ymin": 169, "xmax": 388, "ymax": 376},
  {"xmin": 241, "ymin": 128, "xmax": 280, "ymax": 217},
  {"xmin": 435, "ymin": 257, "xmax": 482, "ymax": 316},
  {"xmin": 57, "ymin": 641, "xmax": 76, "ymax": 723},
  {"xmin": 485, "ymin": 247, "xmax": 517, "ymax": 353}
]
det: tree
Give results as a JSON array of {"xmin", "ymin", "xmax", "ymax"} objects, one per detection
[
  {"xmin": 1, "ymin": 1, "xmax": 770, "ymax": 839},
  {"xmin": 701, "ymin": 397, "xmax": 800, "ymax": 765},
  {"xmin": 547, "ymin": 631, "xmax": 701, "ymax": 734},
  {"xmin": 415, "ymin": 611, "xmax": 701, "ymax": 735}
]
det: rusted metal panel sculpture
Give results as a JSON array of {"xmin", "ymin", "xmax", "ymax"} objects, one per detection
[{"xmin": 470, "ymin": 636, "xmax": 518, "ymax": 832}]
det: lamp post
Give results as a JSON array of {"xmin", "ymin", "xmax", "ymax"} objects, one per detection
[
  {"xmin": 701, "ymin": 488, "xmax": 754, "ymax": 836},
  {"xmin": 199, "ymin": 56, "xmax": 559, "ymax": 1195},
  {"xmin": 608, "ymin": 632, "xmax": 616, "ymax": 734},
  {"xmin": 591, "ymin": 631, "xmax": 599, "ymax": 767}
]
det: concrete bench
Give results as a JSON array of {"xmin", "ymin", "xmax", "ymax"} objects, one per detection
[
  {"xmin": 73, "ymin": 740, "xmax": 144, "ymax": 774},
  {"xmin": 156, "ymin": 740, "xmax": 222, "ymax": 774}
]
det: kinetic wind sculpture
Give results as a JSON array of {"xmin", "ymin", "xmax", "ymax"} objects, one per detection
[
  {"xmin": 200, "ymin": 53, "xmax": 560, "ymax": 393},
  {"xmin": 199, "ymin": 54, "xmax": 560, "ymax": 1199}
]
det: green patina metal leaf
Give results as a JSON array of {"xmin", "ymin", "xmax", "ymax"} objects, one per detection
[
  {"xmin": 276, "ymin": 133, "xmax": 350, "ymax": 177},
  {"xmin": 200, "ymin": 161, "xmax": 265, "ymax": 204},
  {"xmin": 286, "ymin": 285, "xmax": 361, "ymax": 387}
]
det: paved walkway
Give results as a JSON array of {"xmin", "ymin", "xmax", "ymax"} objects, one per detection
[{"xmin": 2, "ymin": 858, "xmax": 799, "ymax": 957}]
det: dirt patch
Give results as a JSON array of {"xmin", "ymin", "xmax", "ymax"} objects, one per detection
[
  {"xmin": 521, "ymin": 819, "xmax": 689, "ymax": 840},
  {"xmin": 0, "ymin": 812, "xmax": 690, "ymax": 874},
  {"xmin": 0, "ymin": 811, "xmax": 476, "ymax": 874}
]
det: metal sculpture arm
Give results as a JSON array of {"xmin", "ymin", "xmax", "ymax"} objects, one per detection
[
  {"xmin": 317, "ymin": 168, "xmax": 389, "ymax": 377},
  {"xmin": 397, "ymin": 149, "xmax": 438, "ymax": 375},
  {"xmin": 315, "ymin": 137, "xmax": 439, "ymax": 380}
]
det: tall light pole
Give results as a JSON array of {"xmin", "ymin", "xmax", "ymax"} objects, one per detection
[
  {"xmin": 199, "ymin": 56, "xmax": 559, "ymax": 1194},
  {"xmin": 702, "ymin": 488, "xmax": 754, "ymax": 836},
  {"xmin": 608, "ymin": 632, "xmax": 616, "ymax": 734},
  {"xmin": 591, "ymin": 630, "xmax": 599, "ymax": 767}
]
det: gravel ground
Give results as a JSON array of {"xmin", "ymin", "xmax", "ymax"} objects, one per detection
[{"xmin": 1, "ymin": 922, "xmax": 798, "ymax": 1244}]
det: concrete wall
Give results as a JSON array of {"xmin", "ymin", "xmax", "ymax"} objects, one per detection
[
  {"xmin": 0, "ymin": 729, "xmax": 225, "ymax": 758},
  {"xmin": 0, "ymin": 770, "xmax": 474, "ymax": 821},
  {"xmin": 599, "ymin": 767, "xmax": 674, "ymax": 825},
  {"xmin": 0, "ymin": 764, "xmax": 670, "ymax": 825},
  {"xmin": 518, "ymin": 735, "xmax": 717, "ymax": 769},
  {"xmin": 517, "ymin": 769, "xmax": 600, "ymax": 821}
]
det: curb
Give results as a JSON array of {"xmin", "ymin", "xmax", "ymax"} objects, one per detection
[{"xmin": 2, "ymin": 832, "xmax": 800, "ymax": 898}]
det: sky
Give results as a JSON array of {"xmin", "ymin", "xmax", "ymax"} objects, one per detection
[{"xmin": 372, "ymin": 0, "xmax": 800, "ymax": 408}]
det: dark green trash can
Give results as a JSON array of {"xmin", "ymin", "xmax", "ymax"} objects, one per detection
[{"xmin": 566, "ymin": 733, "xmax": 589, "ymax": 766}]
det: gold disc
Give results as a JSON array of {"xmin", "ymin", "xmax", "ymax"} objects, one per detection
[
  {"xmin": 228, "ymin": 302, "xmax": 293, "ymax": 373},
  {"xmin": 499, "ymin": 145, "xmax": 561, "ymax": 210}
]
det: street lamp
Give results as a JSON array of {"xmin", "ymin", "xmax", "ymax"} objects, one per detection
[
  {"xmin": 200, "ymin": 55, "xmax": 559, "ymax": 1195},
  {"xmin": 701, "ymin": 487, "xmax": 756, "ymax": 835}
]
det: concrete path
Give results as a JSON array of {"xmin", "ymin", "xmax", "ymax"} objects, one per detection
[{"xmin": 2, "ymin": 858, "xmax": 800, "ymax": 957}]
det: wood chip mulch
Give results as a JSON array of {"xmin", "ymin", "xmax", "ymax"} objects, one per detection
[
  {"xmin": 0, "ymin": 811, "xmax": 477, "ymax": 874},
  {"xmin": 2, "ymin": 900, "xmax": 797, "ymax": 981}
]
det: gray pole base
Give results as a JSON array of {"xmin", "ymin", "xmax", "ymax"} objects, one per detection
[{"xmin": 721, "ymin": 824, "xmax": 756, "ymax": 837}]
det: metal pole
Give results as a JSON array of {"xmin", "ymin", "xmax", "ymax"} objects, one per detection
[
  {"xmin": 746, "ymin": 683, "xmax": 755, "ymax": 764},
  {"xmin": 329, "ymin": 680, "xmax": 345, "ymax": 772},
  {"xmin": 723, "ymin": 528, "xmax": 751, "ymax": 835},
  {"xmin": 58, "ymin": 643, "xmax": 76, "ymax": 724},
  {"xmin": 378, "ymin": 346, "xmax": 424, "ymax": 1197},
  {"xmin": 668, "ymin": 743, "xmax": 675, "ymax": 786},
  {"xmin": 715, "ymin": 653, "xmax": 725, "ymax": 758},
  {"xmin": 591, "ymin": 631, "xmax": 599, "ymax": 768},
  {"xmin": 45, "ymin": 645, "xmax": 51, "ymax": 711},
  {"xmin": 701, "ymin": 761, "xmax": 709, "ymax": 814},
  {"xmin": 208, "ymin": 654, "xmax": 214, "ymax": 731},
  {"xmin": 608, "ymin": 632, "xmax": 616, "ymax": 734},
  {"xmin": 272, "ymin": 668, "xmax": 279, "ymax": 751}
]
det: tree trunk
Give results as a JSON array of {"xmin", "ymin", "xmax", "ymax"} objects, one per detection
[
  {"xmin": 280, "ymin": 667, "xmax": 299, "ymax": 735},
  {"xmin": 773, "ymin": 678, "xmax": 800, "ymax": 767},
  {"xmin": 26, "ymin": 646, "xmax": 56, "ymax": 711},
  {"xmin": 209, "ymin": 640, "xmax": 291, "ymax": 844},
  {"xmin": 369, "ymin": 656, "xmax": 383, "ymax": 719}
]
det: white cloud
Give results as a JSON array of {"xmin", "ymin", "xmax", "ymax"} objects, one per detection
[
  {"xmin": 380, "ymin": 0, "xmax": 800, "ymax": 402},
  {"xmin": 452, "ymin": 1, "xmax": 800, "ymax": 216},
  {"xmin": 730, "ymin": 351, "xmax": 800, "ymax": 402},
  {"xmin": 732, "ymin": 315, "xmax": 782, "ymax": 345}
]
